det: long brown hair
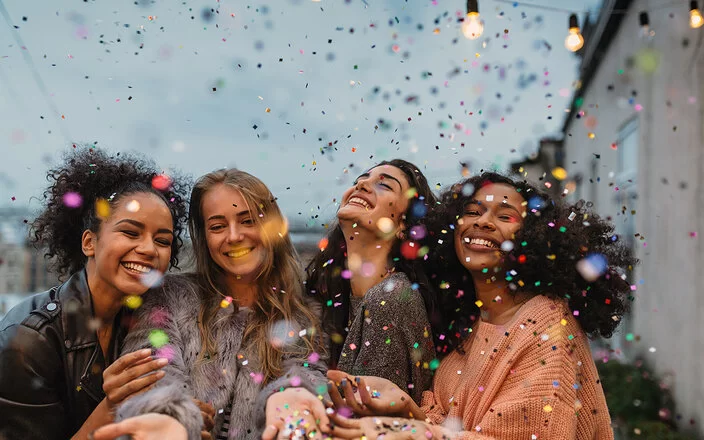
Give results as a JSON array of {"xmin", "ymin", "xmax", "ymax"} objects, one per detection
[{"xmin": 189, "ymin": 169, "xmax": 323, "ymax": 382}]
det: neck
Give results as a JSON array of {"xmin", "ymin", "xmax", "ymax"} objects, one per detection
[
  {"xmin": 85, "ymin": 261, "xmax": 124, "ymax": 326},
  {"xmin": 341, "ymin": 223, "xmax": 395, "ymax": 297},
  {"xmin": 223, "ymin": 276, "xmax": 258, "ymax": 308},
  {"xmin": 472, "ymin": 272, "xmax": 529, "ymax": 325}
]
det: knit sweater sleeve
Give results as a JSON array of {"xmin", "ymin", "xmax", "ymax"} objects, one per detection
[{"xmin": 115, "ymin": 276, "xmax": 202, "ymax": 440}]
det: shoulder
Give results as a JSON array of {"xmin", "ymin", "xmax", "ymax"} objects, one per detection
[
  {"xmin": 141, "ymin": 273, "xmax": 203, "ymax": 311},
  {"xmin": 1, "ymin": 287, "xmax": 61, "ymax": 334},
  {"xmin": 364, "ymin": 273, "xmax": 428, "ymax": 318}
]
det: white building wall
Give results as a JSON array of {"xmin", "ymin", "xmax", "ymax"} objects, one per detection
[{"xmin": 562, "ymin": 0, "xmax": 704, "ymax": 432}]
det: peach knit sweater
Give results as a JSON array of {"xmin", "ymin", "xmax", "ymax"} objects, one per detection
[{"xmin": 421, "ymin": 295, "xmax": 613, "ymax": 440}]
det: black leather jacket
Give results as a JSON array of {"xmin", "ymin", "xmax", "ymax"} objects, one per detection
[{"xmin": 0, "ymin": 269, "xmax": 130, "ymax": 440}]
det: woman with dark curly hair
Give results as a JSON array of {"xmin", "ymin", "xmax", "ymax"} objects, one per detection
[
  {"xmin": 0, "ymin": 147, "xmax": 190, "ymax": 440},
  {"xmin": 306, "ymin": 159, "xmax": 438, "ymax": 405},
  {"xmin": 328, "ymin": 171, "xmax": 636, "ymax": 440}
]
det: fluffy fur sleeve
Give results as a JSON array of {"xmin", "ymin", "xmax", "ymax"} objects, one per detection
[
  {"xmin": 115, "ymin": 274, "xmax": 203, "ymax": 440},
  {"xmin": 252, "ymin": 297, "xmax": 330, "ymax": 433}
]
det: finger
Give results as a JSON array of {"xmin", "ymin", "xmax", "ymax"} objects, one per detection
[
  {"xmin": 329, "ymin": 425, "xmax": 364, "ymax": 440},
  {"xmin": 327, "ymin": 370, "xmax": 356, "ymax": 383},
  {"xmin": 329, "ymin": 413, "xmax": 360, "ymax": 430},
  {"xmin": 104, "ymin": 357, "xmax": 167, "ymax": 394},
  {"xmin": 342, "ymin": 379, "xmax": 365, "ymax": 415},
  {"xmin": 262, "ymin": 424, "xmax": 279, "ymax": 440},
  {"xmin": 117, "ymin": 358, "xmax": 169, "ymax": 384},
  {"xmin": 202, "ymin": 411, "xmax": 215, "ymax": 431},
  {"xmin": 356, "ymin": 378, "xmax": 379, "ymax": 410},
  {"xmin": 328, "ymin": 381, "xmax": 348, "ymax": 411},
  {"xmin": 90, "ymin": 419, "xmax": 138, "ymax": 440},
  {"xmin": 103, "ymin": 349, "xmax": 152, "ymax": 376},
  {"xmin": 107, "ymin": 370, "xmax": 165, "ymax": 403},
  {"xmin": 308, "ymin": 395, "xmax": 332, "ymax": 433}
]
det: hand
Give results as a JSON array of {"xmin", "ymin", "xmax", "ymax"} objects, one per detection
[
  {"xmin": 90, "ymin": 413, "xmax": 187, "ymax": 440},
  {"xmin": 262, "ymin": 387, "xmax": 332, "ymax": 440},
  {"xmin": 102, "ymin": 349, "xmax": 167, "ymax": 408},
  {"xmin": 193, "ymin": 398, "xmax": 215, "ymax": 440},
  {"xmin": 330, "ymin": 415, "xmax": 435, "ymax": 440},
  {"xmin": 327, "ymin": 370, "xmax": 414, "ymax": 418}
]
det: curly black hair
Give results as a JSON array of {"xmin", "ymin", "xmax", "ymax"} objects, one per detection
[
  {"xmin": 30, "ymin": 147, "xmax": 191, "ymax": 279},
  {"xmin": 305, "ymin": 159, "xmax": 441, "ymax": 366},
  {"xmin": 426, "ymin": 171, "xmax": 638, "ymax": 353}
]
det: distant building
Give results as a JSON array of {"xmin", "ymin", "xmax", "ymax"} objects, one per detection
[
  {"xmin": 523, "ymin": 0, "xmax": 704, "ymax": 434},
  {"xmin": 0, "ymin": 207, "xmax": 57, "ymax": 295}
]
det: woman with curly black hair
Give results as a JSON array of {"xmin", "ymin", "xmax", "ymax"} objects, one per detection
[
  {"xmin": 328, "ymin": 171, "xmax": 636, "ymax": 440},
  {"xmin": 306, "ymin": 159, "xmax": 439, "ymax": 404},
  {"xmin": 0, "ymin": 147, "xmax": 190, "ymax": 440}
]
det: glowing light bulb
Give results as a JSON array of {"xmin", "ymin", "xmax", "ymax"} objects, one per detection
[
  {"xmin": 565, "ymin": 28, "xmax": 584, "ymax": 52},
  {"xmin": 691, "ymin": 8, "xmax": 703, "ymax": 28},
  {"xmin": 461, "ymin": 12, "xmax": 483, "ymax": 39},
  {"xmin": 564, "ymin": 14, "xmax": 584, "ymax": 52}
]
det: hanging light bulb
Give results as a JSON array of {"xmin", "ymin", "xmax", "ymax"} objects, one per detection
[
  {"xmin": 564, "ymin": 13, "xmax": 584, "ymax": 52},
  {"xmin": 461, "ymin": 0, "xmax": 484, "ymax": 40},
  {"xmin": 691, "ymin": 1, "xmax": 704, "ymax": 28},
  {"xmin": 638, "ymin": 11, "xmax": 654, "ymax": 39}
]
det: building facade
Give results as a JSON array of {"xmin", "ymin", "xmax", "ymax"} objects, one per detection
[{"xmin": 550, "ymin": 0, "xmax": 703, "ymax": 433}]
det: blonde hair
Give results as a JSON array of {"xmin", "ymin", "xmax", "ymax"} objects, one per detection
[{"xmin": 188, "ymin": 169, "xmax": 323, "ymax": 382}]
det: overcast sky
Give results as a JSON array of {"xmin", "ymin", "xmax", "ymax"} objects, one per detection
[{"xmin": 2, "ymin": 0, "xmax": 600, "ymax": 228}]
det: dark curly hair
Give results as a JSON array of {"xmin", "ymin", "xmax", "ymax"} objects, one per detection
[
  {"xmin": 305, "ymin": 159, "xmax": 440, "ymax": 366},
  {"xmin": 426, "ymin": 171, "xmax": 638, "ymax": 353},
  {"xmin": 30, "ymin": 147, "xmax": 191, "ymax": 279}
]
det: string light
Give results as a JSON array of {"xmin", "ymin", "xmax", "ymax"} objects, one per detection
[
  {"xmin": 691, "ymin": 0, "xmax": 703, "ymax": 28},
  {"xmin": 461, "ymin": 0, "xmax": 484, "ymax": 40},
  {"xmin": 564, "ymin": 14, "xmax": 584, "ymax": 52}
]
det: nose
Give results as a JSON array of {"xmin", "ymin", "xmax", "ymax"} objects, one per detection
[
  {"xmin": 226, "ymin": 224, "xmax": 244, "ymax": 243},
  {"xmin": 473, "ymin": 212, "xmax": 496, "ymax": 231},
  {"xmin": 135, "ymin": 237, "xmax": 159, "ymax": 257},
  {"xmin": 355, "ymin": 179, "xmax": 371, "ymax": 193}
]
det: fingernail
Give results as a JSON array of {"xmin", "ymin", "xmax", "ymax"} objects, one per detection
[
  {"xmin": 156, "ymin": 370, "xmax": 166, "ymax": 377},
  {"xmin": 355, "ymin": 377, "xmax": 361, "ymax": 384},
  {"xmin": 140, "ymin": 348, "xmax": 151, "ymax": 355},
  {"xmin": 157, "ymin": 358, "xmax": 169, "ymax": 366},
  {"xmin": 341, "ymin": 379, "xmax": 347, "ymax": 387},
  {"xmin": 327, "ymin": 381, "xmax": 333, "ymax": 390}
]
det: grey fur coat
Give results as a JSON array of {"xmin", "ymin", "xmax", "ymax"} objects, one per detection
[{"xmin": 116, "ymin": 275, "xmax": 328, "ymax": 440}]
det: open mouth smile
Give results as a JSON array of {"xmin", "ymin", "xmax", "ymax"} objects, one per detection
[
  {"xmin": 225, "ymin": 248, "xmax": 253, "ymax": 258},
  {"xmin": 121, "ymin": 262, "xmax": 154, "ymax": 274}
]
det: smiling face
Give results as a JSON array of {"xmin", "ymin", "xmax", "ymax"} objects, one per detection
[
  {"xmin": 337, "ymin": 165, "xmax": 411, "ymax": 235},
  {"xmin": 201, "ymin": 183, "xmax": 267, "ymax": 284},
  {"xmin": 454, "ymin": 183, "xmax": 527, "ymax": 274},
  {"xmin": 83, "ymin": 191, "xmax": 174, "ymax": 298}
]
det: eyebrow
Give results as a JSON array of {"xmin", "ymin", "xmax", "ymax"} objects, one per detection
[
  {"xmin": 466, "ymin": 199, "xmax": 521, "ymax": 214},
  {"xmin": 206, "ymin": 210, "xmax": 252, "ymax": 222},
  {"xmin": 356, "ymin": 172, "xmax": 404, "ymax": 191},
  {"xmin": 114, "ymin": 219, "xmax": 173, "ymax": 235}
]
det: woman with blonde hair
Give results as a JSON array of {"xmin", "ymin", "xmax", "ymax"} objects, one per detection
[{"xmin": 116, "ymin": 169, "xmax": 329, "ymax": 440}]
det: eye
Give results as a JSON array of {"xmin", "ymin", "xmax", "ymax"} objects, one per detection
[
  {"xmin": 499, "ymin": 215, "xmax": 513, "ymax": 221},
  {"xmin": 156, "ymin": 238, "xmax": 172, "ymax": 247},
  {"xmin": 209, "ymin": 224, "xmax": 225, "ymax": 231},
  {"xmin": 378, "ymin": 182, "xmax": 393, "ymax": 190},
  {"xmin": 241, "ymin": 218, "xmax": 254, "ymax": 225},
  {"xmin": 465, "ymin": 210, "xmax": 480, "ymax": 216},
  {"xmin": 121, "ymin": 230, "xmax": 139, "ymax": 237}
]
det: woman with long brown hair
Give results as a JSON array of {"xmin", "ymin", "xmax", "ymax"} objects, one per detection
[{"xmin": 115, "ymin": 169, "xmax": 329, "ymax": 440}]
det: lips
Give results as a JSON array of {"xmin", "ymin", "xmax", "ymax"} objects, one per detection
[{"xmin": 121, "ymin": 261, "xmax": 154, "ymax": 275}]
